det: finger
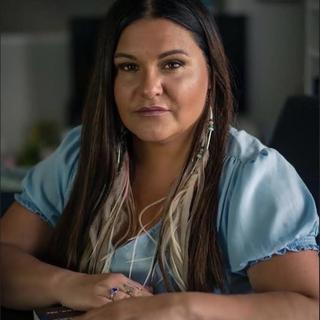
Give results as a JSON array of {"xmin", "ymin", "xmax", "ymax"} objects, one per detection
[
  {"xmin": 119, "ymin": 283, "xmax": 153, "ymax": 297},
  {"xmin": 132, "ymin": 288, "xmax": 153, "ymax": 297},
  {"xmin": 100, "ymin": 273, "xmax": 142, "ymax": 291},
  {"xmin": 125, "ymin": 280, "xmax": 151, "ymax": 293},
  {"xmin": 112, "ymin": 290, "xmax": 131, "ymax": 302},
  {"xmin": 119, "ymin": 283, "xmax": 136, "ymax": 296},
  {"xmin": 100, "ymin": 273, "xmax": 150, "ymax": 294},
  {"xmin": 104, "ymin": 287, "xmax": 130, "ymax": 301},
  {"xmin": 144, "ymin": 285, "xmax": 154, "ymax": 293}
]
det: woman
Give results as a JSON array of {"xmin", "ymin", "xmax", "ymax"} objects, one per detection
[{"xmin": 1, "ymin": 0, "xmax": 319, "ymax": 319}]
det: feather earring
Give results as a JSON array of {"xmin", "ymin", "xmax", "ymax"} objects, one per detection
[{"xmin": 195, "ymin": 106, "xmax": 214, "ymax": 161}]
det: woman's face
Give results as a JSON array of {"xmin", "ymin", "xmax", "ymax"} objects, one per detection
[{"xmin": 114, "ymin": 18, "xmax": 210, "ymax": 144}]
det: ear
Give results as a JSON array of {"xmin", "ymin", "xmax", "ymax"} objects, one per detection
[
  {"xmin": 207, "ymin": 65, "xmax": 212, "ymax": 90},
  {"xmin": 207, "ymin": 86, "xmax": 212, "ymax": 99}
]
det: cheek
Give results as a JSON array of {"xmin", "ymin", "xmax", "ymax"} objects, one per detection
[
  {"xmin": 187, "ymin": 66, "xmax": 209, "ymax": 98},
  {"xmin": 114, "ymin": 83, "xmax": 128, "ymax": 128},
  {"xmin": 114, "ymin": 78, "xmax": 131, "ymax": 119},
  {"xmin": 114, "ymin": 75, "xmax": 139, "ymax": 109},
  {"xmin": 171, "ymin": 67, "xmax": 208, "ymax": 115},
  {"xmin": 114, "ymin": 78, "xmax": 124, "ymax": 108}
]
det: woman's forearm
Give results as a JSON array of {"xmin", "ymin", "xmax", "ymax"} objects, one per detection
[
  {"xmin": 0, "ymin": 243, "xmax": 74, "ymax": 310},
  {"xmin": 183, "ymin": 291, "xmax": 319, "ymax": 320}
]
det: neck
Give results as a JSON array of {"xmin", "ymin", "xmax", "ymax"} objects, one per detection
[
  {"xmin": 129, "ymin": 128, "xmax": 196, "ymax": 215},
  {"xmin": 132, "ymin": 129, "xmax": 195, "ymax": 175}
]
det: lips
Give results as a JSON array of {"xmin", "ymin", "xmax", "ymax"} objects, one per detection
[{"xmin": 135, "ymin": 105, "xmax": 170, "ymax": 116}]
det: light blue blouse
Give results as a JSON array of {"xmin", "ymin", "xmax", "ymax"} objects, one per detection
[{"xmin": 15, "ymin": 126, "xmax": 319, "ymax": 294}]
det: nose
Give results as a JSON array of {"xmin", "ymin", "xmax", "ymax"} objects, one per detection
[{"xmin": 140, "ymin": 69, "xmax": 163, "ymax": 99}]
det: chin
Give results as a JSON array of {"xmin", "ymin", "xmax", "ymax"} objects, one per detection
[
  {"xmin": 135, "ymin": 135, "xmax": 171, "ymax": 144},
  {"xmin": 133, "ymin": 130, "xmax": 173, "ymax": 144}
]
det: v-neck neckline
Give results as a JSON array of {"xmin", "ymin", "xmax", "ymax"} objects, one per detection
[{"xmin": 117, "ymin": 220, "xmax": 162, "ymax": 250}]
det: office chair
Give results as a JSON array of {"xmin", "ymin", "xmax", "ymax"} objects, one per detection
[{"xmin": 269, "ymin": 95, "xmax": 319, "ymax": 211}]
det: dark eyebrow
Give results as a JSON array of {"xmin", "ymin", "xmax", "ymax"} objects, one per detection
[
  {"xmin": 114, "ymin": 53, "xmax": 137, "ymax": 60},
  {"xmin": 158, "ymin": 49, "xmax": 190, "ymax": 59},
  {"xmin": 114, "ymin": 49, "xmax": 190, "ymax": 60}
]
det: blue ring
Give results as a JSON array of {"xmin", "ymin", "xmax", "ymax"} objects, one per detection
[{"xmin": 109, "ymin": 287, "xmax": 119, "ymax": 300}]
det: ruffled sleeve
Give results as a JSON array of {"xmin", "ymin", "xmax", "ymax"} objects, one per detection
[
  {"xmin": 218, "ymin": 130, "xmax": 319, "ymax": 275},
  {"xmin": 14, "ymin": 126, "xmax": 81, "ymax": 227}
]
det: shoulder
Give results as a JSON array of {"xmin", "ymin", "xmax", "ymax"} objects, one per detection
[
  {"xmin": 57, "ymin": 125, "xmax": 82, "ymax": 165},
  {"xmin": 219, "ymin": 127, "xmax": 309, "ymax": 208},
  {"xmin": 37, "ymin": 125, "xmax": 82, "ymax": 186},
  {"xmin": 219, "ymin": 127, "xmax": 286, "ymax": 194},
  {"xmin": 45, "ymin": 125, "xmax": 82, "ymax": 193},
  {"xmin": 221, "ymin": 127, "xmax": 302, "ymax": 188},
  {"xmin": 14, "ymin": 126, "xmax": 82, "ymax": 226},
  {"xmin": 225, "ymin": 127, "xmax": 269, "ymax": 163},
  {"xmin": 217, "ymin": 128, "xmax": 319, "ymax": 275},
  {"xmin": 25, "ymin": 125, "xmax": 82, "ymax": 181}
]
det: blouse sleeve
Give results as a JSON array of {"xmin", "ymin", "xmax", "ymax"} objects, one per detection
[
  {"xmin": 14, "ymin": 126, "xmax": 81, "ymax": 227},
  {"xmin": 219, "ymin": 147, "xmax": 319, "ymax": 275}
]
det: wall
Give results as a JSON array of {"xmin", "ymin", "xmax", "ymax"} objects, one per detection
[
  {"xmin": 0, "ymin": 0, "xmax": 113, "ymax": 159},
  {"xmin": 224, "ymin": 0, "xmax": 305, "ymax": 141},
  {"xmin": 0, "ymin": 0, "xmax": 112, "ymax": 32},
  {"xmin": 1, "ymin": 33, "xmax": 70, "ymax": 157}
]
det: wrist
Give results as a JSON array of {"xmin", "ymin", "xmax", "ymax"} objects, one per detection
[
  {"xmin": 183, "ymin": 292, "xmax": 215, "ymax": 320},
  {"xmin": 170, "ymin": 292, "xmax": 198, "ymax": 320},
  {"xmin": 49, "ymin": 266, "xmax": 81, "ymax": 305},
  {"xmin": 184, "ymin": 292, "xmax": 200, "ymax": 319}
]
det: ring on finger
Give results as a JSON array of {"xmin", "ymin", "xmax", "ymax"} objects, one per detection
[{"xmin": 109, "ymin": 287, "xmax": 119, "ymax": 301}]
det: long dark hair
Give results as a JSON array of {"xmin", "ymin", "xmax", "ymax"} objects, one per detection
[{"xmin": 49, "ymin": 0, "xmax": 234, "ymax": 292}]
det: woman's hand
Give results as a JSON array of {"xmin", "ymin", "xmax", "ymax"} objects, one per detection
[
  {"xmin": 74, "ymin": 293, "xmax": 190, "ymax": 320},
  {"xmin": 54, "ymin": 271, "xmax": 152, "ymax": 311}
]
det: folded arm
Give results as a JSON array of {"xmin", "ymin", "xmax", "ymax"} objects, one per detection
[
  {"xmin": 0, "ymin": 203, "xmax": 150, "ymax": 311},
  {"xmin": 77, "ymin": 250, "xmax": 319, "ymax": 320},
  {"xmin": 184, "ymin": 250, "xmax": 319, "ymax": 320}
]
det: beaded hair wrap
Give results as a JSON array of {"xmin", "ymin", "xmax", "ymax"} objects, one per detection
[
  {"xmin": 157, "ymin": 106, "xmax": 214, "ymax": 290},
  {"xmin": 79, "ymin": 152, "xmax": 134, "ymax": 273},
  {"xmin": 79, "ymin": 106, "xmax": 215, "ymax": 291}
]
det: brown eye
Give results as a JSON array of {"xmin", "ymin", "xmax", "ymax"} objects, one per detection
[
  {"xmin": 163, "ymin": 61, "xmax": 184, "ymax": 70},
  {"xmin": 118, "ymin": 63, "xmax": 139, "ymax": 72}
]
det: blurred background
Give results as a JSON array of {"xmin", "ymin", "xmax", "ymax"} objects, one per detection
[{"xmin": 1, "ymin": 0, "xmax": 319, "ymax": 209}]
